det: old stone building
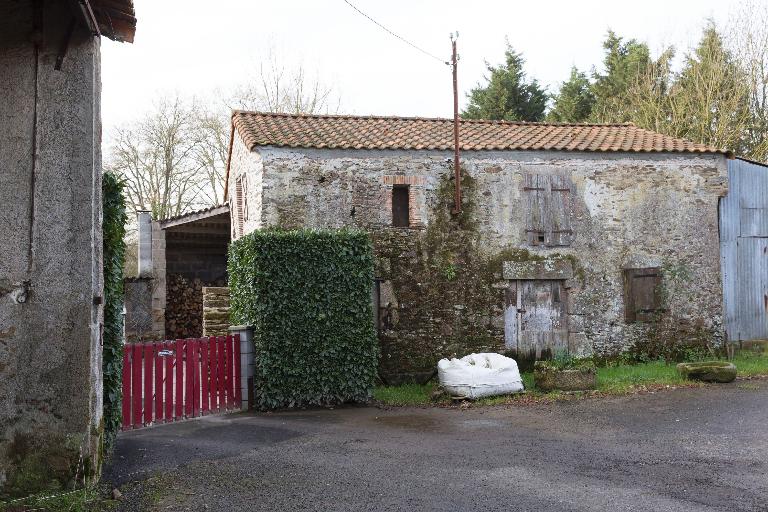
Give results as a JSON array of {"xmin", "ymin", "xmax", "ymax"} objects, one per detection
[
  {"xmin": 226, "ymin": 111, "xmax": 730, "ymax": 381},
  {"xmin": 0, "ymin": 0, "xmax": 135, "ymax": 495}
]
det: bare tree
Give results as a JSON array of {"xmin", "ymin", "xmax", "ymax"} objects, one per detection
[
  {"xmin": 727, "ymin": 1, "xmax": 768, "ymax": 161},
  {"xmin": 192, "ymin": 106, "xmax": 229, "ymax": 206},
  {"xmin": 107, "ymin": 96, "xmax": 209, "ymax": 219},
  {"xmin": 230, "ymin": 50, "xmax": 341, "ymax": 114},
  {"xmin": 107, "ymin": 51, "xmax": 341, "ymax": 227}
]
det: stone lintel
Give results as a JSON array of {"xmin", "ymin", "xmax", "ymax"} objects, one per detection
[{"xmin": 503, "ymin": 258, "xmax": 573, "ymax": 280}]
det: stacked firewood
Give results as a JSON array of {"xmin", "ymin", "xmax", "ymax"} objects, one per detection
[{"xmin": 165, "ymin": 274, "xmax": 226, "ymax": 339}]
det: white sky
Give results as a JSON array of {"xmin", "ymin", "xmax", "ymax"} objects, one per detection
[{"xmin": 101, "ymin": 0, "xmax": 755, "ymax": 139}]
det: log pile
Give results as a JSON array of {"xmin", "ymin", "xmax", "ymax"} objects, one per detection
[
  {"xmin": 165, "ymin": 274, "xmax": 225, "ymax": 339},
  {"xmin": 202, "ymin": 287, "xmax": 230, "ymax": 336}
]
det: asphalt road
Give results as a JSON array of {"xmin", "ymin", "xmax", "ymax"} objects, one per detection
[{"xmin": 104, "ymin": 382, "xmax": 768, "ymax": 511}]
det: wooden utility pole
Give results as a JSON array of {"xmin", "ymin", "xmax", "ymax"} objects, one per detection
[{"xmin": 450, "ymin": 33, "xmax": 461, "ymax": 214}]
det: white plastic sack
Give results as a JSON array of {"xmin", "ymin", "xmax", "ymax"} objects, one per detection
[{"xmin": 437, "ymin": 353, "xmax": 524, "ymax": 399}]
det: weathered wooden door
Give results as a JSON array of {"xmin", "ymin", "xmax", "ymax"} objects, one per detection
[{"xmin": 505, "ymin": 280, "xmax": 568, "ymax": 359}]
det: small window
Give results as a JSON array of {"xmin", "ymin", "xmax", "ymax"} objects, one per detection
[
  {"xmin": 624, "ymin": 268, "xmax": 663, "ymax": 323},
  {"xmin": 392, "ymin": 185, "xmax": 410, "ymax": 227}
]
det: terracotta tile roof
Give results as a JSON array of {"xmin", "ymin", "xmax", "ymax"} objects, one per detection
[
  {"xmin": 232, "ymin": 111, "xmax": 729, "ymax": 156},
  {"xmin": 91, "ymin": 0, "xmax": 136, "ymax": 43}
]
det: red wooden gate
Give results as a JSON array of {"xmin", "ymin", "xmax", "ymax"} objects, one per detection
[{"xmin": 121, "ymin": 335, "xmax": 241, "ymax": 430}]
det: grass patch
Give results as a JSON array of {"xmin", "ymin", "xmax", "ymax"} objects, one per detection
[
  {"xmin": 0, "ymin": 487, "xmax": 113, "ymax": 512},
  {"xmin": 373, "ymin": 383, "xmax": 437, "ymax": 406},
  {"xmin": 374, "ymin": 352, "xmax": 768, "ymax": 407},
  {"xmin": 596, "ymin": 361, "xmax": 689, "ymax": 393}
]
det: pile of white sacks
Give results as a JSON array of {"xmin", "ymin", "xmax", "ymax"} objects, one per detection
[{"xmin": 437, "ymin": 353, "xmax": 524, "ymax": 399}]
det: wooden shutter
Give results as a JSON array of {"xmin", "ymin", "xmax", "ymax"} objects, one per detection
[
  {"xmin": 549, "ymin": 175, "xmax": 573, "ymax": 246},
  {"xmin": 524, "ymin": 174, "xmax": 548, "ymax": 245},
  {"xmin": 235, "ymin": 177, "xmax": 244, "ymax": 236},
  {"xmin": 624, "ymin": 268, "xmax": 663, "ymax": 323},
  {"xmin": 523, "ymin": 173, "xmax": 574, "ymax": 247}
]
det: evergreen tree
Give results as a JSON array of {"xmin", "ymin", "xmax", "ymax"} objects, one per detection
[
  {"xmin": 547, "ymin": 67, "xmax": 595, "ymax": 122},
  {"xmin": 462, "ymin": 43, "xmax": 547, "ymax": 122},
  {"xmin": 590, "ymin": 31, "xmax": 652, "ymax": 122},
  {"xmin": 668, "ymin": 23, "xmax": 750, "ymax": 153}
]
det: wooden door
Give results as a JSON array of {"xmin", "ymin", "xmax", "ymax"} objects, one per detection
[{"xmin": 505, "ymin": 280, "xmax": 568, "ymax": 359}]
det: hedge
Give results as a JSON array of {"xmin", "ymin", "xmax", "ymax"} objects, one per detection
[
  {"xmin": 102, "ymin": 173, "xmax": 127, "ymax": 448},
  {"xmin": 228, "ymin": 229, "xmax": 379, "ymax": 409}
]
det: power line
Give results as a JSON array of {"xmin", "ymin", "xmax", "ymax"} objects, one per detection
[{"xmin": 342, "ymin": 0, "xmax": 448, "ymax": 65}]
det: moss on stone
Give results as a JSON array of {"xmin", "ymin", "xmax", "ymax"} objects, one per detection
[{"xmin": 2, "ymin": 433, "xmax": 85, "ymax": 499}]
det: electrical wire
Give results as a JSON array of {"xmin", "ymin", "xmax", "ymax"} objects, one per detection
[{"xmin": 341, "ymin": 0, "xmax": 448, "ymax": 65}]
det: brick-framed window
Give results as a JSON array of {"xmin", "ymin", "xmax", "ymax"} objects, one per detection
[
  {"xmin": 392, "ymin": 185, "xmax": 410, "ymax": 227},
  {"xmin": 383, "ymin": 175, "xmax": 425, "ymax": 228},
  {"xmin": 624, "ymin": 268, "xmax": 663, "ymax": 323}
]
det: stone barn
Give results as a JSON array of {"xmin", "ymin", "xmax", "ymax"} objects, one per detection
[
  {"xmin": 0, "ymin": 0, "xmax": 135, "ymax": 495},
  {"xmin": 226, "ymin": 111, "xmax": 730, "ymax": 382}
]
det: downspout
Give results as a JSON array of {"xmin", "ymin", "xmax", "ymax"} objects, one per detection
[{"xmin": 27, "ymin": 0, "xmax": 42, "ymax": 280}]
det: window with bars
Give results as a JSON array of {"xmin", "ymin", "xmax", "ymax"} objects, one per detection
[{"xmin": 523, "ymin": 173, "xmax": 574, "ymax": 247}]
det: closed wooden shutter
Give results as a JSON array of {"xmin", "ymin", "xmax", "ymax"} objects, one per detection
[
  {"xmin": 524, "ymin": 174, "xmax": 548, "ymax": 245},
  {"xmin": 624, "ymin": 268, "xmax": 663, "ymax": 323},
  {"xmin": 523, "ymin": 173, "xmax": 573, "ymax": 247},
  {"xmin": 235, "ymin": 177, "xmax": 244, "ymax": 236},
  {"xmin": 549, "ymin": 175, "xmax": 573, "ymax": 246}
]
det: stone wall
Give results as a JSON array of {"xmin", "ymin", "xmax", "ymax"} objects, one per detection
[
  {"xmin": 124, "ymin": 278, "xmax": 164, "ymax": 342},
  {"xmin": 232, "ymin": 144, "xmax": 728, "ymax": 381},
  {"xmin": 150, "ymin": 221, "xmax": 166, "ymax": 337},
  {"xmin": 0, "ymin": 1, "xmax": 104, "ymax": 495},
  {"xmin": 229, "ymin": 133, "xmax": 263, "ymax": 238},
  {"xmin": 202, "ymin": 287, "xmax": 230, "ymax": 336}
]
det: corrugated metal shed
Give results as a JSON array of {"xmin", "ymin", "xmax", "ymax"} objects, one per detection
[{"xmin": 720, "ymin": 158, "xmax": 768, "ymax": 341}]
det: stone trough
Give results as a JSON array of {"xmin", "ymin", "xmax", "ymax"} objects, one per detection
[
  {"xmin": 676, "ymin": 361, "xmax": 737, "ymax": 383},
  {"xmin": 533, "ymin": 362, "xmax": 597, "ymax": 391}
]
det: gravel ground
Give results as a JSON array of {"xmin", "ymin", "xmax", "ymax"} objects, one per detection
[{"xmin": 104, "ymin": 381, "xmax": 768, "ymax": 511}]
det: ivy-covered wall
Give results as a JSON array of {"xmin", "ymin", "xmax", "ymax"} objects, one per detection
[
  {"xmin": 102, "ymin": 173, "xmax": 127, "ymax": 448},
  {"xmin": 230, "ymin": 145, "xmax": 728, "ymax": 382},
  {"xmin": 228, "ymin": 229, "xmax": 378, "ymax": 408}
]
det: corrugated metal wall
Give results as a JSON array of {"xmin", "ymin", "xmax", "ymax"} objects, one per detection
[{"xmin": 720, "ymin": 158, "xmax": 768, "ymax": 341}]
